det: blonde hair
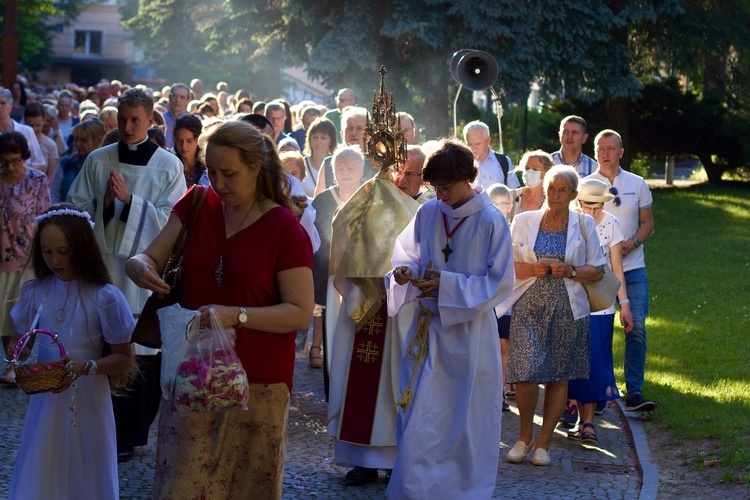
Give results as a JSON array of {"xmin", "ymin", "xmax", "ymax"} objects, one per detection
[{"xmin": 280, "ymin": 151, "xmax": 306, "ymax": 181}]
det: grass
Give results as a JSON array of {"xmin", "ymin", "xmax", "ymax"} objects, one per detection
[{"xmin": 610, "ymin": 181, "xmax": 750, "ymax": 483}]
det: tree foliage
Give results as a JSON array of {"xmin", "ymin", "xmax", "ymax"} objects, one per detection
[
  {"xmin": 629, "ymin": 78, "xmax": 750, "ymax": 185},
  {"xmin": 0, "ymin": 0, "xmax": 93, "ymax": 74},
  {"xmin": 120, "ymin": 0, "xmax": 750, "ymax": 181}
]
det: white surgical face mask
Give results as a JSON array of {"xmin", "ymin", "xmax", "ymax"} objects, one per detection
[{"xmin": 523, "ymin": 169, "xmax": 542, "ymax": 188}]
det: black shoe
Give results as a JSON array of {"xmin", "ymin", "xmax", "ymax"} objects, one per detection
[
  {"xmin": 346, "ymin": 466, "xmax": 379, "ymax": 484},
  {"xmin": 117, "ymin": 448, "xmax": 135, "ymax": 462},
  {"xmin": 502, "ymin": 399, "xmax": 510, "ymax": 412},
  {"xmin": 595, "ymin": 401, "xmax": 607, "ymax": 416},
  {"xmin": 625, "ymin": 393, "xmax": 656, "ymax": 412}
]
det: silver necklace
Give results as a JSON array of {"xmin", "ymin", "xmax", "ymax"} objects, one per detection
[
  {"xmin": 51, "ymin": 283, "xmax": 71, "ymax": 328},
  {"xmin": 214, "ymin": 199, "xmax": 258, "ymax": 287}
]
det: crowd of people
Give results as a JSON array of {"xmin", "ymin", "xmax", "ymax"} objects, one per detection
[{"xmin": 0, "ymin": 75, "xmax": 656, "ymax": 498}]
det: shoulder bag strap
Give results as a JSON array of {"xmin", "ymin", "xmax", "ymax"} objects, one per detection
[
  {"xmin": 578, "ymin": 212, "xmax": 587, "ymax": 240},
  {"xmin": 168, "ymin": 186, "xmax": 209, "ymax": 265}
]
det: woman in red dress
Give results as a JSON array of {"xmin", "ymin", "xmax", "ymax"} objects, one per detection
[{"xmin": 126, "ymin": 120, "xmax": 314, "ymax": 498}]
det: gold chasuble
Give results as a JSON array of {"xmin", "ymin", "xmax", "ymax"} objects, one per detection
[
  {"xmin": 330, "ymin": 170, "xmax": 418, "ymax": 446},
  {"xmin": 330, "ymin": 170, "xmax": 419, "ymax": 328},
  {"xmin": 327, "ymin": 66, "xmax": 418, "ymax": 447}
]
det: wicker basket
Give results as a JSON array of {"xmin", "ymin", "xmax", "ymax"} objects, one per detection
[{"xmin": 9, "ymin": 329, "xmax": 68, "ymax": 395}]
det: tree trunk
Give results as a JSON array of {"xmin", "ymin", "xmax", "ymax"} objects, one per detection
[
  {"xmin": 606, "ymin": 97, "xmax": 630, "ymax": 170},
  {"xmin": 703, "ymin": 51, "xmax": 727, "ymax": 105},
  {"xmin": 699, "ymin": 155, "xmax": 724, "ymax": 187},
  {"xmin": 424, "ymin": 56, "xmax": 450, "ymax": 140}
]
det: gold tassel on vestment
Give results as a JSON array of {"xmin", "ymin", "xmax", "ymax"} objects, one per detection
[{"xmin": 395, "ymin": 301, "xmax": 435, "ymax": 412}]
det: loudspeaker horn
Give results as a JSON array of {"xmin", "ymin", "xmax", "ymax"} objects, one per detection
[
  {"xmin": 450, "ymin": 49, "xmax": 474, "ymax": 83},
  {"xmin": 451, "ymin": 49, "xmax": 499, "ymax": 91}
]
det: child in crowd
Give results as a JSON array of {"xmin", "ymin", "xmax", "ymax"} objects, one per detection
[
  {"xmin": 7, "ymin": 204, "xmax": 135, "ymax": 499},
  {"xmin": 488, "ymin": 182, "xmax": 514, "ymax": 411},
  {"xmin": 280, "ymin": 150, "xmax": 307, "ymax": 183}
]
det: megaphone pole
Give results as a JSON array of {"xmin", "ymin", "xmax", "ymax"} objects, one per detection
[
  {"xmin": 453, "ymin": 83, "xmax": 463, "ymax": 138},
  {"xmin": 490, "ymin": 87, "xmax": 504, "ymax": 154}
]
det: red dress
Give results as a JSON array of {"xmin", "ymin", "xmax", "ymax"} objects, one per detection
[{"xmin": 173, "ymin": 186, "xmax": 313, "ymax": 391}]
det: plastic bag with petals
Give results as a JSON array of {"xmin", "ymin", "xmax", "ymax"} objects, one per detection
[{"xmin": 172, "ymin": 307, "xmax": 249, "ymax": 413}]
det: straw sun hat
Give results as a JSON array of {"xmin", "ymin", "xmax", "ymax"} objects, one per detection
[{"xmin": 577, "ymin": 178, "xmax": 615, "ymax": 203}]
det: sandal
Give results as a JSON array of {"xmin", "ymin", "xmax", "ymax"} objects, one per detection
[
  {"xmin": 566, "ymin": 426, "xmax": 582, "ymax": 440},
  {"xmin": 580, "ymin": 423, "xmax": 598, "ymax": 446},
  {"xmin": 506, "ymin": 384, "xmax": 516, "ymax": 399},
  {"xmin": 309, "ymin": 346, "xmax": 323, "ymax": 369}
]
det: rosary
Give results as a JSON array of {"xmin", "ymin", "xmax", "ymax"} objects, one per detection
[{"xmin": 441, "ymin": 213, "xmax": 469, "ymax": 263}]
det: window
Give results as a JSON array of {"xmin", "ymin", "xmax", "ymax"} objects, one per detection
[{"xmin": 74, "ymin": 30, "xmax": 103, "ymax": 56}]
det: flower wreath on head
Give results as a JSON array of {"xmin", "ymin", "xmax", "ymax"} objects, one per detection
[{"xmin": 35, "ymin": 208, "xmax": 95, "ymax": 229}]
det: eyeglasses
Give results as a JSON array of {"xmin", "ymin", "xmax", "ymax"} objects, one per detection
[
  {"xmin": 0, "ymin": 157, "xmax": 24, "ymax": 169},
  {"xmin": 608, "ymin": 186, "xmax": 621, "ymax": 207},
  {"xmin": 429, "ymin": 182, "xmax": 457, "ymax": 195},
  {"xmin": 401, "ymin": 171, "xmax": 422, "ymax": 178},
  {"xmin": 402, "ymin": 127, "xmax": 414, "ymax": 133},
  {"xmin": 493, "ymin": 202, "xmax": 511, "ymax": 208}
]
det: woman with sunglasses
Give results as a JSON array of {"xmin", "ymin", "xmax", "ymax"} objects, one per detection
[{"xmin": 565, "ymin": 178, "xmax": 633, "ymax": 447}]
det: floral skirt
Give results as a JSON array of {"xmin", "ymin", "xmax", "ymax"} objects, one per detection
[{"xmin": 154, "ymin": 382, "xmax": 290, "ymax": 500}]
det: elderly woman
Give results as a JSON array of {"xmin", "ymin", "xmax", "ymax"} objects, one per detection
[
  {"xmin": 566, "ymin": 178, "xmax": 633, "ymax": 446},
  {"xmin": 125, "ymin": 120, "xmax": 313, "ymax": 497},
  {"xmin": 505, "ymin": 165, "xmax": 605, "ymax": 467},
  {"xmin": 49, "ymin": 120, "xmax": 107, "ymax": 204},
  {"xmin": 302, "ymin": 117, "xmax": 337, "ymax": 198},
  {"xmin": 0, "ymin": 132, "xmax": 50, "ymax": 384},
  {"xmin": 310, "ymin": 146, "xmax": 364, "ymax": 369},
  {"xmin": 508, "ymin": 150, "xmax": 553, "ymax": 222},
  {"xmin": 173, "ymin": 114, "xmax": 204, "ymax": 187}
]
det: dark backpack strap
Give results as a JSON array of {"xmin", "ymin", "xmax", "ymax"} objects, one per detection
[{"xmin": 494, "ymin": 152, "xmax": 510, "ymax": 180}]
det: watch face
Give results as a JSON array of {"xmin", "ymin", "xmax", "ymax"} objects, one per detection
[{"xmin": 239, "ymin": 312, "xmax": 248, "ymax": 324}]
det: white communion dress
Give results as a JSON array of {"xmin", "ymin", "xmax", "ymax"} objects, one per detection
[{"xmin": 8, "ymin": 276, "xmax": 134, "ymax": 499}]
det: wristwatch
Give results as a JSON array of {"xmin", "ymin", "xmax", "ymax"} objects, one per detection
[
  {"xmin": 237, "ymin": 307, "xmax": 248, "ymax": 328},
  {"xmin": 570, "ymin": 266, "xmax": 577, "ymax": 278},
  {"xmin": 632, "ymin": 236, "xmax": 642, "ymax": 248}
]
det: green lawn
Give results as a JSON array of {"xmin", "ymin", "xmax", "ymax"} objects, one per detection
[{"xmin": 611, "ymin": 181, "xmax": 750, "ymax": 482}]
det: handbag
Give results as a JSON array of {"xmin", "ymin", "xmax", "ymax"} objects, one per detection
[
  {"xmin": 578, "ymin": 213, "xmax": 622, "ymax": 313},
  {"xmin": 130, "ymin": 186, "xmax": 209, "ymax": 348}
]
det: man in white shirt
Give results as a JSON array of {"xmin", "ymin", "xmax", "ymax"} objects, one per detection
[
  {"xmin": 551, "ymin": 115, "xmax": 598, "ymax": 177},
  {"xmin": 463, "ymin": 120, "xmax": 519, "ymax": 189},
  {"xmin": 585, "ymin": 129, "xmax": 656, "ymax": 412}
]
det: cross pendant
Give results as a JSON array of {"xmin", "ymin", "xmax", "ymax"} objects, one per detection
[
  {"xmin": 442, "ymin": 241, "xmax": 453, "ymax": 262},
  {"xmin": 214, "ymin": 257, "xmax": 224, "ymax": 287}
]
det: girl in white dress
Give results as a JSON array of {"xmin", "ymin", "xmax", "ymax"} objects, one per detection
[{"xmin": 7, "ymin": 204, "xmax": 135, "ymax": 500}]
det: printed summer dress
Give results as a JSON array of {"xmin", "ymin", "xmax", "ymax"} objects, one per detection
[{"xmin": 507, "ymin": 225, "xmax": 590, "ymax": 383}]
